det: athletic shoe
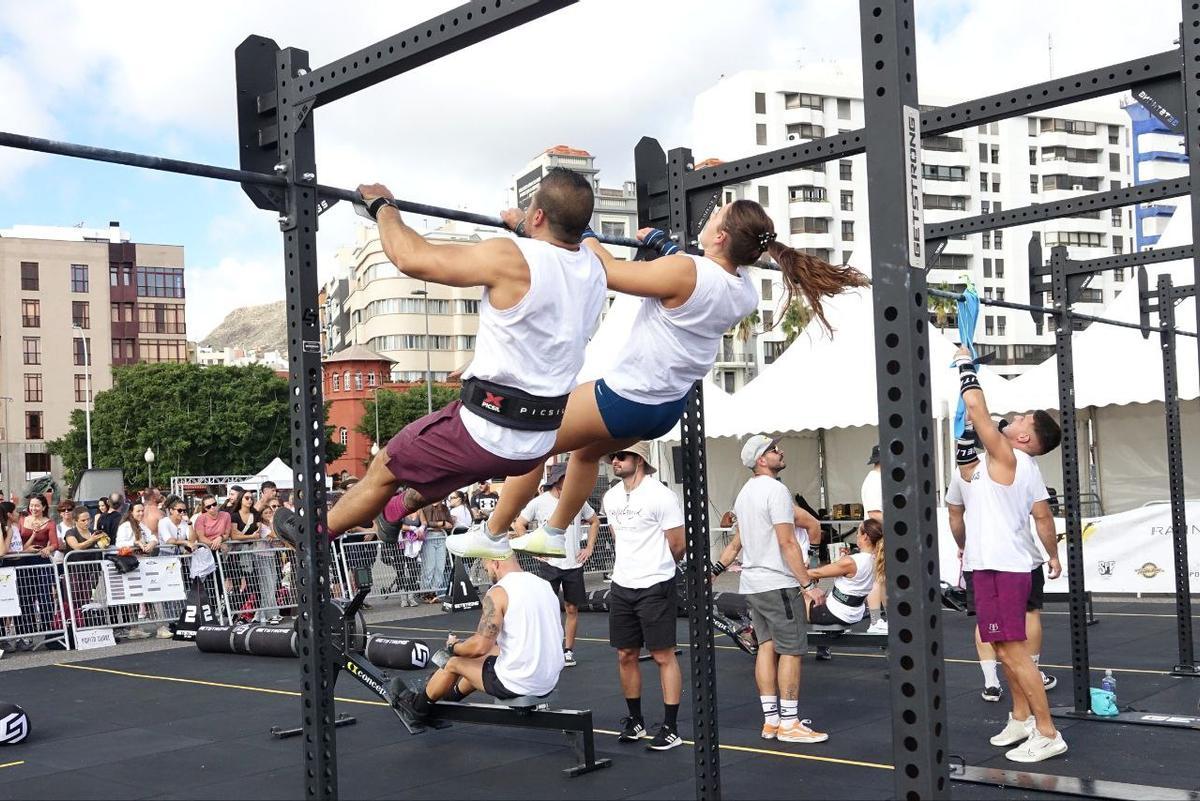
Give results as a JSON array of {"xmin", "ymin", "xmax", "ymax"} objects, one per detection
[
  {"xmin": 1005, "ymin": 731, "xmax": 1068, "ymax": 763},
  {"xmin": 761, "ymin": 720, "xmax": 780, "ymax": 740},
  {"xmin": 155, "ymin": 626, "xmax": 174, "ymax": 640},
  {"xmin": 272, "ymin": 507, "xmax": 303, "ymax": 547},
  {"xmin": 646, "ymin": 724, "xmax": 683, "ymax": 751},
  {"xmin": 393, "ymin": 688, "xmax": 429, "ymax": 722},
  {"xmin": 1041, "ymin": 672, "xmax": 1057, "ymax": 690},
  {"xmin": 981, "ymin": 685, "xmax": 1003, "ymax": 703},
  {"xmin": 815, "ymin": 646, "xmax": 833, "ymax": 661},
  {"xmin": 126, "ymin": 628, "xmax": 151, "ymax": 640},
  {"xmin": 866, "ymin": 619, "xmax": 889, "ymax": 635},
  {"xmin": 989, "ymin": 714, "xmax": 1035, "ymax": 746},
  {"xmin": 602, "ymin": 572, "xmax": 613, "ymax": 583},
  {"xmin": 510, "ymin": 525, "xmax": 566, "ymax": 558},
  {"xmin": 563, "ymin": 649, "xmax": 577, "ymax": 667},
  {"xmin": 617, "ymin": 716, "xmax": 646, "ymax": 742},
  {"xmin": 445, "ymin": 523, "xmax": 513, "ymax": 559},
  {"xmin": 777, "ymin": 719, "xmax": 829, "ymax": 744},
  {"xmin": 267, "ymin": 615, "xmax": 284, "ymax": 626}
]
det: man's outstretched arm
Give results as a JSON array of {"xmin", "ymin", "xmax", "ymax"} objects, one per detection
[
  {"xmin": 447, "ymin": 587, "xmax": 507, "ymax": 658},
  {"xmin": 954, "ymin": 346, "xmax": 1015, "ymax": 471}
]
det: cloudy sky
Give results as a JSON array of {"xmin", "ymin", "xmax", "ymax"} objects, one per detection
[{"xmin": 0, "ymin": 0, "xmax": 1181, "ymax": 340}]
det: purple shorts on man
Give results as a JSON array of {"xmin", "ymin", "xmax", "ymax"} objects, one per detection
[
  {"xmin": 384, "ymin": 401, "xmax": 547, "ymax": 505},
  {"xmin": 971, "ymin": 569, "xmax": 1032, "ymax": 643}
]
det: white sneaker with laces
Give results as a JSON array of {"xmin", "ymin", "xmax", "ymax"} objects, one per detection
[
  {"xmin": 1005, "ymin": 731, "xmax": 1067, "ymax": 763},
  {"xmin": 510, "ymin": 525, "xmax": 566, "ymax": 558},
  {"xmin": 989, "ymin": 714, "xmax": 1035, "ymax": 746},
  {"xmin": 126, "ymin": 628, "xmax": 151, "ymax": 640},
  {"xmin": 865, "ymin": 619, "xmax": 889, "ymax": 635},
  {"xmin": 155, "ymin": 626, "xmax": 174, "ymax": 640},
  {"xmin": 445, "ymin": 523, "xmax": 513, "ymax": 559}
]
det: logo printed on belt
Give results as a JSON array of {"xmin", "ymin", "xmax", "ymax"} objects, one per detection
[{"xmin": 482, "ymin": 392, "xmax": 505, "ymax": 413}]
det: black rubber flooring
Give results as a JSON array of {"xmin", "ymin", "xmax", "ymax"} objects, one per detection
[{"xmin": 0, "ymin": 600, "xmax": 1196, "ymax": 800}]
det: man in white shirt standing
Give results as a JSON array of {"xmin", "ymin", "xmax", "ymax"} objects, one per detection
[
  {"xmin": 513, "ymin": 459, "xmax": 599, "ymax": 667},
  {"xmin": 860, "ymin": 445, "xmax": 887, "ymax": 634},
  {"xmin": 603, "ymin": 441, "xmax": 685, "ymax": 752},
  {"xmin": 732, "ymin": 434, "xmax": 828, "ymax": 745},
  {"xmin": 949, "ymin": 346, "xmax": 1066, "ymax": 763}
]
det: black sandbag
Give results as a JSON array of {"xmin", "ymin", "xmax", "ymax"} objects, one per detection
[
  {"xmin": 363, "ymin": 635, "xmax": 431, "ymax": 670},
  {"xmin": 195, "ymin": 624, "xmax": 236, "ymax": 653},
  {"xmin": 196, "ymin": 623, "xmax": 297, "ymax": 658}
]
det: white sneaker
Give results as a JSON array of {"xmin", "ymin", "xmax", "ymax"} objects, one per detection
[
  {"xmin": 156, "ymin": 626, "xmax": 174, "ymax": 640},
  {"xmin": 989, "ymin": 714, "xmax": 1035, "ymax": 746},
  {"xmin": 865, "ymin": 619, "xmax": 889, "ymax": 635},
  {"xmin": 445, "ymin": 523, "xmax": 513, "ymax": 559},
  {"xmin": 126, "ymin": 628, "xmax": 151, "ymax": 640},
  {"xmin": 1005, "ymin": 731, "xmax": 1067, "ymax": 763},
  {"xmin": 510, "ymin": 525, "xmax": 566, "ymax": 558}
]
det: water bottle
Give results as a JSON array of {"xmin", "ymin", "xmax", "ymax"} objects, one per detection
[{"xmin": 1101, "ymin": 668, "xmax": 1117, "ymax": 698}]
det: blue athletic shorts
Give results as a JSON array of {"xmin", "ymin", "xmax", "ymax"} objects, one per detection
[{"xmin": 594, "ymin": 379, "xmax": 688, "ymax": 440}]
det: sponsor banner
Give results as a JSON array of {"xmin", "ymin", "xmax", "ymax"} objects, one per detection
[
  {"xmin": 938, "ymin": 501, "xmax": 1200, "ymax": 594},
  {"xmin": 0, "ymin": 569, "xmax": 20, "ymax": 617},
  {"xmin": 103, "ymin": 556, "xmax": 187, "ymax": 605}
]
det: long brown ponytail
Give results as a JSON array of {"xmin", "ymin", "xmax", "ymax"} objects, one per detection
[
  {"xmin": 859, "ymin": 517, "xmax": 885, "ymax": 584},
  {"xmin": 720, "ymin": 199, "xmax": 869, "ymax": 335}
]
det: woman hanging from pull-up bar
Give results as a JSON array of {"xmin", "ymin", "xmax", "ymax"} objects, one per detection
[{"xmin": 448, "ymin": 199, "xmax": 869, "ymax": 560}]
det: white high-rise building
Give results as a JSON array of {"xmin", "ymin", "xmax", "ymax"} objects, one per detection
[{"xmin": 693, "ymin": 65, "xmax": 1137, "ymax": 383}]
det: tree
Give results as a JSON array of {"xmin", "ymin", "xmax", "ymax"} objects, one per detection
[
  {"xmin": 732, "ymin": 310, "xmax": 760, "ymax": 343},
  {"xmin": 779, "ymin": 298, "xmax": 814, "ymax": 347},
  {"xmin": 928, "ymin": 281, "xmax": 958, "ymax": 329},
  {"xmin": 356, "ymin": 384, "xmax": 459, "ymax": 445},
  {"xmin": 49, "ymin": 363, "xmax": 342, "ymax": 488}
]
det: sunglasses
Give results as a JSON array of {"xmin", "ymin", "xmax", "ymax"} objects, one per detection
[
  {"xmin": 204, "ymin": 503, "xmax": 216, "ymax": 510},
  {"xmin": 610, "ymin": 452, "xmax": 634, "ymax": 462},
  {"xmin": 268, "ymin": 503, "xmax": 281, "ymax": 510},
  {"xmin": 766, "ymin": 445, "xmax": 782, "ymax": 455},
  {"xmin": 171, "ymin": 507, "xmax": 186, "ymax": 513}
]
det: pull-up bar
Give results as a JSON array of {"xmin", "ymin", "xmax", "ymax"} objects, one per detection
[
  {"xmin": 0, "ymin": 130, "xmax": 644, "ymax": 250},
  {"xmin": 926, "ymin": 287, "xmax": 1199, "ymax": 339}
]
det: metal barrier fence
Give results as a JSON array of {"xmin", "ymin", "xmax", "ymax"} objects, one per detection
[
  {"xmin": 0, "ymin": 558, "xmax": 66, "ymax": 650},
  {"xmin": 336, "ymin": 537, "xmax": 452, "ymax": 607},
  {"xmin": 216, "ymin": 543, "xmax": 345, "ymax": 624}
]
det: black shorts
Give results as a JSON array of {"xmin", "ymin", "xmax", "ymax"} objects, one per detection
[
  {"xmin": 533, "ymin": 562, "xmax": 586, "ymax": 608},
  {"xmin": 808, "ymin": 602, "xmax": 856, "ymax": 627},
  {"xmin": 964, "ymin": 567, "xmax": 1044, "ymax": 616},
  {"xmin": 608, "ymin": 578, "xmax": 677, "ymax": 652},
  {"xmin": 481, "ymin": 655, "xmax": 519, "ymax": 700}
]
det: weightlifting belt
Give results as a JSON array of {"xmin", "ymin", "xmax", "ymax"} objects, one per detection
[
  {"xmin": 460, "ymin": 377, "xmax": 569, "ymax": 432},
  {"xmin": 831, "ymin": 586, "xmax": 867, "ymax": 607}
]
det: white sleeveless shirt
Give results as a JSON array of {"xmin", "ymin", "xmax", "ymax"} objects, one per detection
[
  {"xmin": 824, "ymin": 552, "xmax": 876, "ymax": 624},
  {"xmin": 947, "ymin": 450, "xmax": 1049, "ymax": 573},
  {"xmin": 493, "ymin": 571, "xmax": 566, "ymax": 696},
  {"xmin": 460, "ymin": 238, "xmax": 607, "ymax": 459},
  {"xmin": 604, "ymin": 255, "xmax": 758, "ymax": 404}
]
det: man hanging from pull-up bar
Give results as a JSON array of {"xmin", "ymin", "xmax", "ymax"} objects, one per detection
[
  {"xmin": 947, "ymin": 345, "xmax": 1067, "ymax": 764},
  {"xmin": 273, "ymin": 168, "xmax": 607, "ymax": 555}
]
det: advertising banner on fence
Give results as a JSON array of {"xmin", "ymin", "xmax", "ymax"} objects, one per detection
[
  {"xmin": 938, "ymin": 500, "xmax": 1200, "ymax": 594},
  {"xmin": 103, "ymin": 556, "xmax": 187, "ymax": 605},
  {"xmin": 0, "ymin": 568, "xmax": 19, "ymax": 616}
]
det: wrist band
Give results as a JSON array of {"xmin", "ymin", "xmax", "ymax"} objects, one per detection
[
  {"xmin": 581, "ymin": 226, "xmax": 598, "ymax": 241},
  {"xmin": 367, "ymin": 196, "xmax": 391, "ymax": 220},
  {"xmin": 801, "ymin": 580, "xmax": 816, "ymax": 591},
  {"xmin": 710, "ymin": 560, "xmax": 727, "ymax": 577},
  {"xmin": 959, "ymin": 371, "xmax": 981, "ymax": 395}
]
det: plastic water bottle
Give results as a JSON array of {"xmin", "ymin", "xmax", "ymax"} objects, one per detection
[{"xmin": 1101, "ymin": 669, "xmax": 1117, "ymax": 698}]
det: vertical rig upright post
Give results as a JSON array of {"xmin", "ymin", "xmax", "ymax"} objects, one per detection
[
  {"xmin": 667, "ymin": 146, "xmax": 722, "ymax": 801},
  {"xmin": 1050, "ymin": 247, "xmax": 1090, "ymax": 715},
  {"xmin": 275, "ymin": 47, "xmax": 339, "ymax": 800},
  {"xmin": 1156, "ymin": 275, "xmax": 1197, "ymax": 676},
  {"xmin": 1184, "ymin": 1, "xmax": 1200, "ymax": 428},
  {"xmin": 857, "ymin": 1, "xmax": 949, "ymax": 797}
]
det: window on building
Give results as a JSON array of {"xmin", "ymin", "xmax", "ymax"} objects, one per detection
[
  {"xmin": 426, "ymin": 299, "xmax": 451, "ymax": 315},
  {"xmin": 994, "ymin": 230, "xmax": 1004, "ymax": 248},
  {"xmin": 985, "ymin": 315, "xmax": 995, "ymax": 336},
  {"xmin": 979, "ymin": 171, "xmax": 988, "ymax": 192},
  {"xmin": 1028, "ymin": 147, "xmax": 1037, "ymax": 166},
  {"xmin": 922, "ymin": 164, "xmax": 967, "ymax": 181},
  {"xmin": 135, "ymin": 266, "xmax": 186, "ymax": 298},
  {"xmin": 24, "ymin": 374, "xmax": 43, "ymax": 403},
  {"xmin": 756, "ymin": 124, "xmax": 767, "ymax": 146},
  {"xmin": 23, "ymin": 337, "xmax": 40, "ymax": 365},
  {"xmin": 981, "ymin": 231, "xmax": 991, "ymax": 249},
  {"xmin": 997, "ymin": 317, "xmax": 1007, "ymax": 336},
  {"xmin": 1113, "ymin": 236, "xmax": 1124, "ymax": 255},
  {"xmin": 137, "ymin": 339, "xmax": 187, "ymax": 363},
  {"xmin": 994, "ymin": 201, "xmax": 1002, "ymax": 212},
  {"xmin": 753, "ymin": 92, "xmax": 767, "ymax": 114},
  {"xmin": 842, "ymin": 250, "xmax": 853, "ymax": 265},
  {"xmin": 995, "ymin": 259, "xmax": 1005, "ymax": 278},
  {"xmin": 840, "ymin": 190, "xmax": 853, "ymax": 211},
  {"xmin": 980, "ymin": 200, "xmax": 990, "ymax": 214},
  {"xmin": 71, "ymin": 264, "xmax": 89, "ymax": 292},
  {"xmin": 21, "ymin": 299, "xmax": 40, "ymax": 327},
  {"xmin": 1028, "ymin": 118, "xmax": 1039, "ymax": 137},
  {"xmin": 1029, "ymin": 176, "xmax": 1039, "ymax": 193},
  {"xmin": 784, "ymin": 92, "xmax": 822, "ymax": 110},
  {"xmin": 457, "ymin": 335, "xmax": 477, "ymax": 350},
  {"xmin": 757, "ymin": 185, "xmax": 769, "ymax": 207},
  {"xmin": 983, "ymin": 258, "xmax": 992, "ymax": 278},
  {"xmin": 1114, "ymin": 267, "xmax": 1125, "ymax": 281},
  {"xmin": 457, "ymin": 299, "xmax": 480, "ymax": 315},
  {"xmin": 1108, "ymin": 152, "xmax": 1121, "ymax": 172},
  {"xmin": 1108, "ymin": 127, "xmax": 1121, "ymax": 145},
  {"xmin": 989, "ymin": 145, "xmax": 1000, "ymax": 164},
  {"xmin": 25, "ymin": 452, "xmax": 50, "ymax": 473},
  {"xmin": 1111, "ymin": 208, "xmax": 1123, "ymax": 228},
  {"xmin": 1045, "ymin": 231, "xmax": 1105, "ymax": 248},
  {"xmin": 935, "ymin": 254, "xmax": 971, "ymax": 270},
  {"xmin": 339, "ymin": 427, "xmax": 348, "ymax": 446},
  {"xmin": 1042, "ymin": 174, "xmax": 1101, "ymax": 191},
  {"xmin": 367, "ymin": 372, "xmax": 377, "ymax": 388},
  {"xmin": 789, "ymin": 217, "xmax": 831, "ymax": 234},
  {"xmin": 429, "ymin": 335, "xmax": 453, "ymax": 350},
  {"xmin": 841, "ymin": 221, "xmax": 854, "ymax": 241},
  {"xmin": 331, "ymin": 372, "xmax": 341, "ymax": 391},
  {"xmin": 110, "ymin": 265, "xmax": 119, "ymax": 287},
  {"xmin": 74, "ymin": 375, "xmax": 89, "ymax": 403},
  {"xmin": 837, "ymin": 98, "xmax": 851, "ymax": 119},
  {"xmin": 20, "ymin": 262, "xmax": 39, "ymax": 291},
  {"xmin": 26, "ymin": 411, "xmax": 43, "ymax": 440},
  {"xmin": 788, "ymin": 185, "xmax": 826, "ymax": 202},
  {"xmin": 1040, "ymin": 118, "xmax": 1097, "ymax": 135},
  {"xmin": 600, "ymin": 221, "xmax": 626, "ymax": 238},
  {"xmin": 354, "ymin": 372, "xmax": 363, "ymax": 390},
  {"xmin": 922, "ymin": 135, "xmax": 963, "ymax": 152},
  {"xmin": 763, "ymin": 340, "xmax": 787, "ymax": 365},
  {"xmin": 762, "ymin": 309, "xmax": 774, "ymax": 328},
  {"xmin": 73, "ymin": 337, "xmax": 91, "ymax": 366},
  {"xmin": 984, "ymin": 287, "xmax": 993, "ymax": 300},
  {"xmin": 1041, "ymin": 146, "xmax": 1100, "ymax": 163},
  {"xmin": 997, "ymin": 288, "xmax": 1006, "ymax": 301},
  {"xmin": 839, "ymin": 160, "xmax": 852, "ymax": 181},
  {"xmin": 978, "ymin": 142, "xmax": 988, "ymax": 161},
  {"xmin": 761, "ymin": 279, "xmax": 773, "ymax": 301},
  {"xmin": 992, "ymin": 175, "xmax": 1001, "ymax": 192},
  {"xmin": 786, "ymin": 122, "xmax": 825, "ymax": 140},
  {"xmin": 990, "ymin": 122, "xmax": 999, "ymax": 135},
  {"xmin": 72, "ymin": 301, "xmax": 90, "ymax": 329}
]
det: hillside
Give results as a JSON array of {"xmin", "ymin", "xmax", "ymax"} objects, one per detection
[{"xmin": 200, "ymin": 300, "xmax": 287, "ymax": 353}]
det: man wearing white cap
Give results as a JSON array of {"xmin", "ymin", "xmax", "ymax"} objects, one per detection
[
  {"xmin": 728, "ymin": 434, "xmax": 828, "ymax": 744},
  {"xmin": 602, "ymin": 441, "xmax": 686, "ymax": 752}
]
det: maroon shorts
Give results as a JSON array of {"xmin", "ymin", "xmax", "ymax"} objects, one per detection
[
  {"xmin": 972, "ymin": 569, "xmax": 1032, "ymax": 643},
  {"xmin": 384, "ymin": 401, "xmax": 548, "ymax": 504}
]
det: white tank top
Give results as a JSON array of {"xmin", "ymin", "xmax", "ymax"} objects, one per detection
[
  {"xmin": 493, "ymin": 571, "xmax": 566, "ymax": 696},
  {"xmin": 604, "ymin": 256, "xmax": 758, "ymax": 404},
  {"xmin": 460, "ymin": 238, "xmax": 607, "ymax": 459},
  {"xmin": 956, "ymin": 451, "xmax": 1049, "ymax": 573},
  {"xmin": 824, "ymin": 552, "xmax": 876, "ymax": 624}
]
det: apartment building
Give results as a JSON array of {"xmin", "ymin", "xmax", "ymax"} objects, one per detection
[
  {"xmin": 1123, "ymin": 98, "xmax": 1187, "ymax": 249},
  {"xmin": 0, "ymin": 222, "xmax": 186, "ymax": 486},
  {"xmin": 693, "ymin": 65, "xmax": 1138, "ymax": 384}
]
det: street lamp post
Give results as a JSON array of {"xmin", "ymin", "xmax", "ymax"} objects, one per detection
[
  {"xmin": 144, "ymin": 447, "xmax": 155, "ymax": 489},
  {"xmin": 411, "ymin": 285, "xmax": 433, "ymax": 415},
  {"xmin": 72, "ymin": 325, "xmax": 93, "ymax": 469}
]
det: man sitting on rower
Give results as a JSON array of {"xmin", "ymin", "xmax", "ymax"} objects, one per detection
[{"xmin": 397, "ymin": 553, "xmax": 565, "ymax": 719}]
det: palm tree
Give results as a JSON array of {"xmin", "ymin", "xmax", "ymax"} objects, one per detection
[
  {"xmin": 928, "ymin": 281, "xmax": 958, "ymax": 329},
  {"xmin": 733, "ymin": 309, "xmax": 760, "ymax": 342},
  {"xmin": 780, "ymin": 299, "xmax": 813, "ymax": 346}
]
